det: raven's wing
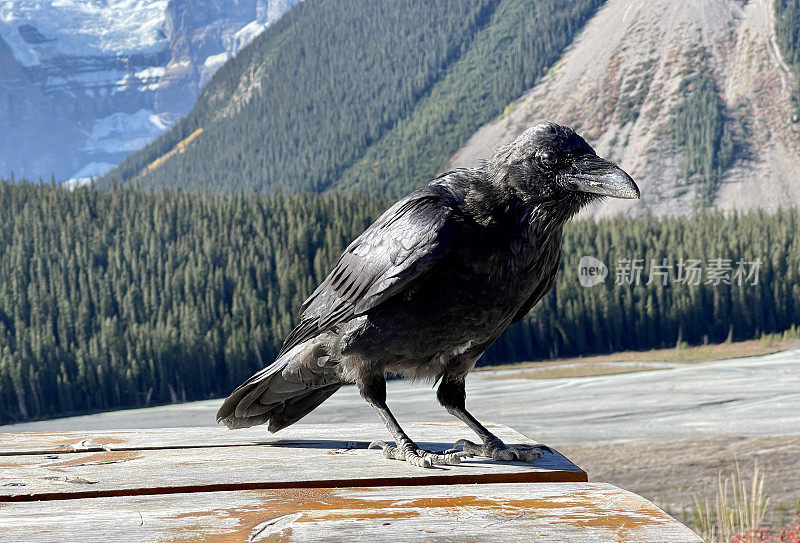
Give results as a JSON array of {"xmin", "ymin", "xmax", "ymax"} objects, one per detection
[{"xmin": 279, "ymin": 191, "xmax": 458, "ymax": 355}]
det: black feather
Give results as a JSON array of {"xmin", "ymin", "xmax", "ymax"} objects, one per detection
[{"xmin": 217, "ymin": 123, "xmax": 636, "ymax": 432}]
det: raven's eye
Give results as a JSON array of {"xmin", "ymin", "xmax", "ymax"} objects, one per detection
[{"xmin": 538, "ymin": 151, "xmax": 558, "ymax": 168}]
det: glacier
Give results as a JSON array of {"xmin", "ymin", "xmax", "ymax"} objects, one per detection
[
  {"xmin": 0, "ymin": 0, "xmax": 301, "ymax": 182},
  {"xmin": 83, "ymin": 109, "xmax": 169, "ymax": 154},
  {"xmin": 0, "ymin": 1, "xmax": 170, "ymax": 67}
]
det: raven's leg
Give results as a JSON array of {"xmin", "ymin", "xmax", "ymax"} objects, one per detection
[
  {"xmin": 360, "ymin": 374, "xmax": 466, "ymax": 468},
  {"xmin": 437, "ymin": 377, "xmax": 550, "ymax": 462}
]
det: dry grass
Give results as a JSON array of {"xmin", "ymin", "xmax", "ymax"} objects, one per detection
[
  {"xmin": 692, "ymin": 460, "xmax": 769, "ymax": 543},
  {"xmin": 557, "ymin": 435, "xmax": 800, "ymax": 533}
]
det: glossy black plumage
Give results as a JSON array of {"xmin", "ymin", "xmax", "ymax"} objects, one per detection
[{"xmin": 218, "ymin": 123, "xmax": 638, "ymax": 466}]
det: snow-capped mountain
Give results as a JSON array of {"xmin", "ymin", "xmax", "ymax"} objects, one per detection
[{"xmin": 0, "ymin": 0, "xmax": 299, "ymax": 182}]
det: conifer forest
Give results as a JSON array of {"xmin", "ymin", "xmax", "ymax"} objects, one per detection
[{"xmin": 2, "ymin": 181, "xmax": 798, "ymax": 422}]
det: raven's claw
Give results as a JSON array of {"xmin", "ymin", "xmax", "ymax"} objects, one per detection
[
  {"xmin": 453, "ymin": 439, "xmax": 551, "ymax": 462},
  {"xmin": 368, "ymin": 440, "xmax": 470, "ymax": 468}
]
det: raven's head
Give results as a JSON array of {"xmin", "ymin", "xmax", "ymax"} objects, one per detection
[{"xmin": 488, "ymin": 123, "xmax": 639, "ymax": 210}]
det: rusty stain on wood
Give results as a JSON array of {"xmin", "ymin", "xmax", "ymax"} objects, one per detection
[
  {"xmin": 0, "ymin": 484, "xmax": 703, "ymax": 542},
  {"xmin": 43, "ymin": 450, "xmax": 142, "ymax": 468}
]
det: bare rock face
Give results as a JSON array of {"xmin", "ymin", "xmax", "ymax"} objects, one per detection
[
  {"xmin": 450, "ymin": 0, "xmax": 800, "ymax": 217},
  {"xmin": 0, "ymin": 0, "xmax": 299, "ymax": 182},
  {"xmin": 0, "ymin": 35, "xmax": 90, "ymax": 179},
  {"xmin": 156, "ymin": 0, "xmax": 298, "ymax": 118}
]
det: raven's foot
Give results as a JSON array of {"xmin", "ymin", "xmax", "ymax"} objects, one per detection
[
  {"xmin": 453, "ymin": 438, "xmax": 552, "ymax": 462},
  {"xmin": 368, "ymin": 440, "xmax": 469, "ymax": 468}
]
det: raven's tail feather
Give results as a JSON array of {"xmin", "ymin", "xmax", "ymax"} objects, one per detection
[
  {"xmin": 216, "ymin": 339, "xmax": 341, "ymax": 431},
  {"xmin": 264, "ymin": 383, "xmax": 342, "ymax": 432}
]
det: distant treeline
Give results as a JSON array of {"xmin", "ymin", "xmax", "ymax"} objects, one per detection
[
  {"xmin": 2, "ymin": 181, "xmax": 799, "ymax": 422},
  {"xmin": 0, "ymin": 182, "xmax": 384, "ymax": 423},
  {"xmin": 487, "ymin": 209, "xmax": 800, "ymax": 361}
]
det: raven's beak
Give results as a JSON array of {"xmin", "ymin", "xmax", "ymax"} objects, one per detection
[{"xmin": 567, "ymin": 154, "xmax": 640, "ymax": 199}]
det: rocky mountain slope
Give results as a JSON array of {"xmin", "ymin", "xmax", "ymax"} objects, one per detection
[
  {"xmin": 105, "ymin": 0, "xmax": 604, "ymax": 195},
  {"xmin": 11, "ymin": 0, "xmax": 797, "ymax": 217},
  {"xmin": 0, "ymin": 0, "xmax": 298, "ymax": 182},
  {"xmin": 451, "ymin": 0, "xmax": 800, "ymax": 216}
]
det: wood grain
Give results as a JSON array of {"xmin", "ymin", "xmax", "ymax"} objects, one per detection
[
  {"xmin": 0, "ymin": 421, "xmax": 542, "ymax": 454},
  {"xmin": 0, "ymin": 423, "xmax": 586, "ymax": 501},
  {"xmin": 0, "ymin": 483, "xmax": 702, "ymax": 543}
]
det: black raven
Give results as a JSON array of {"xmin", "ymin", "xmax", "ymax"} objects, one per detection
[{"xmin": 217, "ymin": 123, "xmax": 639, "ymax": 467}]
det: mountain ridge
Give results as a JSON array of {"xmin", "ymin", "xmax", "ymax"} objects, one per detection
[
  {"xmin": 451, "ymin": 0, "xmax": 800, "ymax": 216},
  {"xmin": 106, "ymin": 0, "xmax": 604, "ymax": 196},
  {"xmin": 109, "ymin": 0, "xmax": 800, "ymax": 217},
  {"xmin": 9, "ymin": 0, "xmax": 798, "ymax": 217}
]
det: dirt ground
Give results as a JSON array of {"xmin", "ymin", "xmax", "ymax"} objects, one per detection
[{"xmin": 561, "ymin": 435, "xmax": 800, "ymax": 527}]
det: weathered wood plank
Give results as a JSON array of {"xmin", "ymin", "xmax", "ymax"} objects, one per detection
[
  {"xmin": 0, "ymin": 483, "xmax": 701, "ymax": 543},
  {"xmin": 0, "ymin": 422, "xmax": 537, "ymax": 454},
  {"xmin": 0, "ymin": 423, "xmax": 585, "ymax": 500}
]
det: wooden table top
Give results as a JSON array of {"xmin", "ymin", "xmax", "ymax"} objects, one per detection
[
  {"xmin": 0, "ymin": 422, "xmax": 700, "ymax": 541},
  {"xmin": 0, "ymin": 482, "xmax": 702, "ymax": 542},
  {"xmin": 0, "ymin": 422, "xmax": 585, "ymax": 501}
]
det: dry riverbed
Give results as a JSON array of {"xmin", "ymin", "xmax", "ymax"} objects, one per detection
[{"xmin": 480, "ymin": 337, "xmax": 800, "ymax": 378}]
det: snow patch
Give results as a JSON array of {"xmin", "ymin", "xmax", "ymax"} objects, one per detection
[
  {"xmin": 0, "ymin": 0, "xmax": 170, "ymax": 67},
  {"xmin": 63, "ymin": 161, "xmax": 115, "ymax": 190},
  {"xmin": 167, "ymin": 59, "xmax": 191, "ymax": 71},
  {"xmin": 233, "ymin": 19, "xmax": 268, "ymax": 49},
  {"xmin": 203, "ymin": 51, "xmax": 230, "ymax": 69},
  {"xmin": 71, "ymin": 162, "xmax": 115, "ymax": 179},
  {"xmin": 84, "ymin": 109, "xmax": 170, "ymax": 153},
  {"xmin": 200, "ymin": 51, "xmax": 230, "ymax": 86},
  {"xmin": 46, "ymin": 70, "xmax": 128, "ymax": 91},
  {"xmin": 148, "ymin": 112, "xmax": 170, "ymax": 131},
  {"xmin": 62, "ymin": 177, "xmax": 93, "ymax": 191},
  {"xmin": 135, "ymin": 66, "xmax": 166, "ymax": 80}
]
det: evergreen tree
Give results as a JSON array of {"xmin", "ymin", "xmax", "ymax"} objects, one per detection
[{"xmin": 1, "ymin": 180, "xmax": 799, "ymax": 422}]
